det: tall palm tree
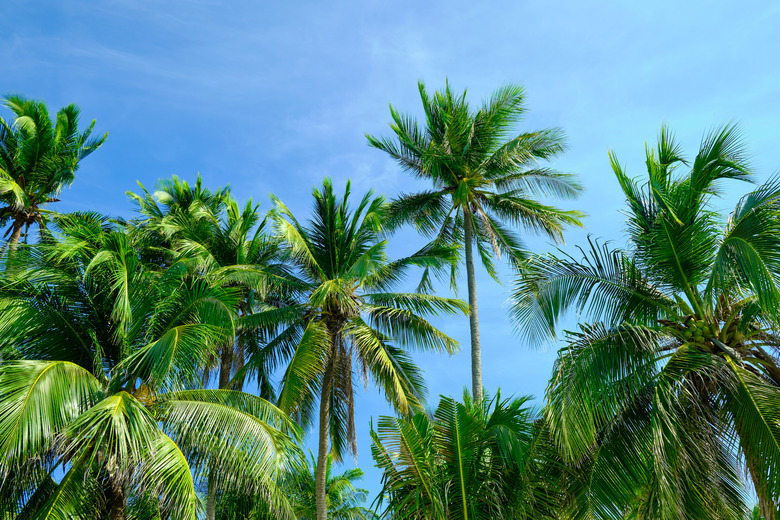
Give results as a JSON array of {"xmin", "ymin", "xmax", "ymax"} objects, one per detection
[
  {"xmin": 0, "ymin": 212, "xmax": 298, "ymax": 519},
  {"xmin": 371, "ymin": 390, "xmax": 562, "ymax": 520},
  {"xmin": 251, "ymin": 179, "xmax": 468, "ymax": 520},
  {"xmin": 367, "ymin": 81, "xmax": 584, "ymax": 401},
  {"xmin": 511, "ymin": 125, "xmax": 780, "ymax": 519},
  {"xmin": 0, "ymin": 95, "xmax": 107, "ymax": 249},
  {"xmin": 129, "ymin": 176, "xmax": 294, "ymax": 519}
]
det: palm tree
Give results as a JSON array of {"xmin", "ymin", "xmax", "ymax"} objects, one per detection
[
  {"xmin": 251, "ymin": 179, "xmax": 468, "ymax": 520},
  {"xmin": 283, "ymin": 453, "xmax": 375, "ymax": 520},
  {"xmin": 367, "ymin": 81, "xmax": 584, "ymax": 401},
  {"xmin": 127, "ymin": 173, "xmax": 230, "ymax": 267},
  {"xmin": 0, "ymin": 95, "xmax": 107, "ymax": 249},
  {"xmin": 129, "ymin": 176, "xmax": 296, "ymax": 520},
  {"xmin": 511, "ymin": 125, "xmax": 780, "ymax": 519},
  {"xmin": 217, "ymin": 453, "xmax": 375, "ymax": 520},
  {"xmin": 129, "ymin": 175, "xmax": 294, "ymax": 396},
  {"xmin": 0, "ymin": 212, "xmax": 298, "ymax": 519},
  {"xmin": 371, "ymin": 390, "xmax": 562, "ymax": 520}
]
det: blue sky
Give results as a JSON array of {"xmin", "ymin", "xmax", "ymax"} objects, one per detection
[{"xmin": 4, "ymin": 0, "xmax": 780, "ymax": 501}]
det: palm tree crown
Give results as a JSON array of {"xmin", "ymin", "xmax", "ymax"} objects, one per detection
[
  {"xmin": 371, "ymin": 390, "xmax": 559, "ymax": 520},
  {"xmin": 512, "ymin": 125, "xmax": 780, "ymax": 519},
  {"xmin": 284, "ymin": 453, "xmax": 375, "ymax": 520},
  {"xmin": 0, "ymin": 212, "xmax": 297, "ymax": 519},
  {"xmin": 129, "ymin": 175, "xmax": 292, "ymax": 396},
  {"xmin": 129, "ymin": 175, "xmax": 297, "ymax": 519},
  {"xmin": 127, "ymin": 174, "xmax": 231, "ymax": 267},
  {"xmin": 250, "ymin": 179, "xmax": 467, "ymax": 520},
  {"xmin": 0, "ymin": 96, "xmax": 106, "ymax": 248},
  {"xmin": 367, "ymin": 81, "xmax": 584, "ymax": 400}
]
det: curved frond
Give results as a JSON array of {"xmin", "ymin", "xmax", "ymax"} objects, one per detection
[
  {"xmin": 511, "ymin": 238, "xmax": 674, "ymax": 343},
  {"xmin": 348, "ymin": 317, "xmax": 426, "ymax": 415},
  {"xmin": 276, "ymin": 319, "xmax": 330, "ymax": 422},
  {"xmin": 156, "ymin": 392, "xmax": 298, "ymax": 491},
  {"xmin": 0, "ymin": 361, "xmax": 102, "ymax": 472},
  {"xmin": 709, "ymin": 176, "xmax": 780, "ymax": 319},
  {"xmin": 137, "ymin": 432, "xmax": 201, "ymax": 520},
  {"xmin": 364, "ymin": 303, "xmax": 459, "ymax": 353},
  {"xmin": 724, "ymin": 357, "xmax": 780, "ymax": 506}
]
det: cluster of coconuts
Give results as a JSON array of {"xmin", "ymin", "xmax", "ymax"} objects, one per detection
[{"xmin": 679, "ymin": 319, "xmax": 717, "ymax": 346}]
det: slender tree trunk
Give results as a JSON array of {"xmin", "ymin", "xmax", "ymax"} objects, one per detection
[
  {"xmin": 316, "ymin": 354, "xmax": 336, "ymax": 520},
  {"xmin": 206, "ymin": 469, "xmax": 217, "ymax": 520},
  {"xmin": 736, "ymin": 416, "xmax": 779, "ymax": 520},
  {"xmin": 748, "ymin": 455, "xmax": 778, "ymax": 520},
  {"xmin": 217, "ymin": 345, "xmax": 233, "ymax": 390},
  {"xmin": 107, "ymin": 474, "xmax": 125, "ymax": 520},
  {"xmin": 207, "ymin": 346, "xmax": 234, "ymax": 520},
  {"xmin": 8, "ymin": 217, "xmax": 24, "ymax": 251},
  {"xmin": 235, "ymin": 306, "xmax": 247, "ymax": 392},
  {"xmin": 463, "ymin": 206, "xmax": 483, "ymax": 402}
]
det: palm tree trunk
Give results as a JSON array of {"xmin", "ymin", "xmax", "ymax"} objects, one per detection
[
  {"xmin": 316, "ymin": 355, "xmax": 336, "ymax": 520},
  {"xmin": 747, "ymin": 454, "xmax": 778, "ymax": 520},
  {"xmin": 736, "ymin": 416, "xmax": 779, "ymax": 520},
  {"xmin": 107, "ymin": 474, "xmax": 125, "ymax": 520},
  {"xmin": 463, "ymin": 206, "xmax": 483, "ymax": 402},
  {"xmin": 206, "ymin": 346, "xmax": 234, "ymax": 520},
  {"xmin": 206, "ymin": 470, "xmax": 217, "ymax": 520},
  {"xmin": 8, "ymin": 217, "xmax": 24, "ymax": 251},
  {"xmin": 235, "ymin": 307, "xmax": 247, "ymax": 392}
]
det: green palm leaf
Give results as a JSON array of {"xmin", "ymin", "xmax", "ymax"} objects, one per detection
[{"xmin": 0, "ymin": 361, "xmax": 102, "ymax": 471}]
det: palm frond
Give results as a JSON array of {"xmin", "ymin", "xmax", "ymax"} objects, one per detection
[
  {"xmin": 276, "ymin": 319, "xmax": 330, "ymax": 423},
  {"xmin": 348, "ymin": 317, "xmax": 426, "ymax": 415},
  {"xmin": 156, "ymin": 391, "xmax": 299, "ymax": 491},
  {"xmin": 511, "ymin": 238, "xmax": 674, "ymax": 343},
  {"xmin": 0, "ymin": 361, "xmax": 102, "ymax": 473}
]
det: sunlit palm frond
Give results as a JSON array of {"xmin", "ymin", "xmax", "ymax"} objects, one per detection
[
  {"xmin": 157, "ymin": 391, "xmax": 299, "ymax": 489},
  {"xmin": 276, "ymin": 319, "xmax": 330, "ymax": 423},
  {"xmin": 511, "ymin": 238, "xmax": 674, "ymax": 343},
  {"xmin": 0, "ymin": 360, "xmax": 102, "ymax": 472}
]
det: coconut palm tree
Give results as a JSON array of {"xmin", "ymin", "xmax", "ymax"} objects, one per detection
[
  {"xmin": 283, "ymin": 453, "xmax": 375, "ymax": 520},
  {"xmin": 127, "ymin": 174, "xmax": 230, "ymax": 267},
  {"xmin": 217, "ymin": 453, "xmax": 375, "ymax": 520},
  {"xmin": 0, "ymin": 95, "xmax": 106, "ymax": 249},
  {"xmin": 129, "ymin": 176, "xmax": 297, "ymax": 520},
  {"xmin": 0, "ymin": 212, "xmax": 298, "ymax": 519},
  {"xmin": 250, "ymin": 179, "xmax": 467, "ymax": 520},
  {"xmin": 511, "ymin": 125, "xmax": 780, "ymax": 519},
  {"xmin": 129, "ymin": 176, "xmax": 294, "ymax": 396},
  {"xmin": 367, "ymin": 81, "xmax": 584, "ymax": 401},
  {"xmin": 371, "ymin": 390, "xmax": 562, "ymax": 520}
]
